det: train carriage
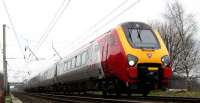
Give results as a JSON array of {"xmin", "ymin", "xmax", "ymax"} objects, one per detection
[
  {"xmin": 24, "ymin": 22, "xmax": 172, "ymax": 96},
  {"xmin": 0, "ymin": 73, "xmax": 4, "ymax": 103}
]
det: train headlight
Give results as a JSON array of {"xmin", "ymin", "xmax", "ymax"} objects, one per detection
[
  {"xmin": 128, "ymin": 60, "xmax": 135, "ymax": 66},
  {"xmin": 128, "ymin": 54, "xmax": 138, "ymax": 67},
  {"xmin": 161, "ymin": 55, "xmax": 170, "ymax": 66}
]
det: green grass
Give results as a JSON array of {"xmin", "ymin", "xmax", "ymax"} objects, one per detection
[
  {"xmin": 149, "ymin": 90, "xmax": 200, "ymax": 98},
  {"xmin": 5, "ymin": 96, "xmax": 12, "ymax": 103}
]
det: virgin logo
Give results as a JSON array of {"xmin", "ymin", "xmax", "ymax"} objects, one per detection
[{"xmin": 147, "ymin": 53, "xmax": 152, "ymax": 59}]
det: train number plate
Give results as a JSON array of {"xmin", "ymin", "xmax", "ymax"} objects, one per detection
[{"xmin": 148, "ymin": 67, "xmax": 158, "ymax": 71}]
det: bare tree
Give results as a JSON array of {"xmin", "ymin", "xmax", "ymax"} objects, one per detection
[{"xmin": 151, "ymin": 0, "xmax": 200, "ymax": 90}]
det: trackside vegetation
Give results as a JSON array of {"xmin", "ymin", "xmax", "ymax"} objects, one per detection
[
  {"xmin": 5, "ymin": 96, "xmax": 12, "ymax": 103},
  {"xmin": 149, "ymin": 90, "xmax": 200, "ymax": 98}
]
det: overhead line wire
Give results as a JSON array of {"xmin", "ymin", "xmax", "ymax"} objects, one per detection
[
  {"xmin": 64, "ymin": 0, "xmax": 128, "ymax": 49},
  {"xmin": 2, "ymin": 0, "xmax": 25, "ymax": 58},
  {"xmin": 2, "ymin": 0, "xmax": 38, "ymax": 80},
  {"xmin": 92, "ymin": 0, "xmax": 141, "ymax": 33},
  {"xmin": 66, "ymin": 0, "xmax": 141, "ymax": 51},
  {"xmin": 34, "ymin": 0, "xmax": 71, "ymax": 54},
  {"xmin": 34, "ymin": 0, "xmax": 67, "ymax": 50},
  {"xmin": 81, "ymin": 0, "xmax": 128, "ymax": 36},
  {"xmin": 82, "ymin": 0, "xmax": 140, "ymax": 43}
]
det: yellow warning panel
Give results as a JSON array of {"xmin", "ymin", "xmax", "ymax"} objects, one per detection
[{"xmin": 148, "ymin": 67, "xmax": 158, "ymax": 71}]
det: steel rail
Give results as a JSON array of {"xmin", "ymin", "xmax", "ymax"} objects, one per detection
[{"xmin": 25, "ymin": 93, "xmax": 200, "ymax": 103}]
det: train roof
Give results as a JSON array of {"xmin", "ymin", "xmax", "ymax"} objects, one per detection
[{"xmin": 121, "ymin": 22, "xmax": 152, "ymax": 29}]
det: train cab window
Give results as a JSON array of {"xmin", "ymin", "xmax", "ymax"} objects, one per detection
[
  {"xmin": 72, "ymin": 57, "xmax": 76, "ymax": 68},
  {"xmin": 128, "ymin": 29, "xmax": 160, "ymax": 49},
  {"xmin": 76, "ymin": 55, "xmax": 81, "ymax": 67}
]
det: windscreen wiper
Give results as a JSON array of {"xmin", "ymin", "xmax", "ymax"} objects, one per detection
[
  {"xmin": 136, "ymin": 29, "xmax": 142, "ymax": 42},
  {"xmin": 128, "ymin": 29, "xmax": 133, "ymax": 42}
]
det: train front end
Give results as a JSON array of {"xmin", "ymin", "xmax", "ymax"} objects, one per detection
[{"xmin": 116, "ymin": 22, "xmax": 172, "ymax": 95}]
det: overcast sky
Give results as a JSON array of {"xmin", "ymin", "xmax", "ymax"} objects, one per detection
[{"xmin": 0, "ymin": 0, "xmax": 200, "ymax": 82}]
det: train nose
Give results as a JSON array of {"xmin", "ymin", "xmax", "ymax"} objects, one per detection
[
  {"xmin": 127, "ymin": 67, "xmax": 138, "ymax": 79},
  {"xmin": 136, "ymin": 63, "xmax": 162, "ymax": 88}
]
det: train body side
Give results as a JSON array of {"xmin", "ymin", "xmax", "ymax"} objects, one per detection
[
  {"xmin": 97, "ymin": 30, "xmax": 128, "ymax": 81},
  {"xmin": 0, "ymin": 73, "xmax": 4, "ymax": 103},
  {"xmin": 56, "ymin": 43, "xmax": 104, "ymax": 83},
  {"xmin": 24, "ymin": 22, "xmax": 172, "ymax": 95}
]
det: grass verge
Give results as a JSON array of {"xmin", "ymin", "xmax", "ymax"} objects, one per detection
[
  {"xmin": 5, "ymin": 96, "xmax": 12, "ymax": 103},
  {"xmin": 149, "ymin": 90, "xmax": 200, "ymax": 98}
]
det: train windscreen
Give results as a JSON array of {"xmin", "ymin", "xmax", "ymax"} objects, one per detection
[{"xmin": 128, "ymin": 29, "xmax": 160, "ymax": 49}]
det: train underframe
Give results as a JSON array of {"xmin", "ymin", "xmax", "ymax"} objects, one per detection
[{"xmin": 26, "ymin": 65, "xmax": 170, "ymax": 96}]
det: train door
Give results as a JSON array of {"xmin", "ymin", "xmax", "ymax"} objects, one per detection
[
  {"xmin": 91, "ymin": 42, "xmax": 104, "ymax": 79},
  {"xmin": 84, "ymin": 45, "xmax": 93, "ymax": 80},
  {"xmin": 54, "ymin": 63, "xmax": 58, "ymax": 84},
  {"xmin": 87, "ymin": 43, "xmax": 98, "ymax": 79},
  {"xmin": 101, "ymin": 37, "xmax": 109, "ymax": 77}
]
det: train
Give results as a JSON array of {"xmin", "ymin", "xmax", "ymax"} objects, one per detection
[{"xmin": 23, "ymin": 22, "xmax": 172, "ymax": 96}]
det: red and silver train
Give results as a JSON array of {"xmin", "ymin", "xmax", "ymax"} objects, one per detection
[
  {"xmin": 0, "ymin": 72, "xmax": 4, "ymax": 103},
  {"xmin": 24, "ymin": 22, "xmax": 172, "ymax": 96}
]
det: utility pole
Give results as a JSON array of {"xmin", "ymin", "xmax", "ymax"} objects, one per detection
[{"xmin": 3, "ymin": 24, "xmax": 8, "ymax": 95}]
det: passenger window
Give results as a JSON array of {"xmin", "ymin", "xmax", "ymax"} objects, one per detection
[
  {"xmin": 72, "ymin": 57, "xmax": 76, "ymax": 68},
  {"xmin": 95, "ymin": 44, "xmax": 100, "ymax": 51},
  {"xmin": 86, "ymin": 51, "xmax": 89, "ymax": 62},
  {"xmin": 65, "ymin": 62, "xmax": 68, "ymax": 71},
  {"xmin": 68, "ymin": 60, "xmax": 71, "ymax": 69},
  {"xmin": 47, "ymin": 71, "xmax": 50, "ymax": 79},
  {"xmin": 64, "ymin": 62, "xmax": 68, "ymax": 71},
  {"xmin": 64, "ymin": 62, "xmax": 67, "ymax": 69},
  {"xmin": 76, "ymin": 55, "xmax": 81, "ymax": 67},
  {"xmin": 82, "ymin": 51, "xmax": 87, "ymax": 65},
  {"xmin": 62, "ymin": 62, "xmax": 65, "ymax": 72}
]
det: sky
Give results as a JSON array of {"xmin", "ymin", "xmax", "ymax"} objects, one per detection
[{"xmin": 0, "ymin": 0, "xmax": 200, "ymax": 82}]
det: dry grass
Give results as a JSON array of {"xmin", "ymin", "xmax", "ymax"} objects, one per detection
[{"xmin": 149, "ymin": 90, "xmax": 200, "ymax": 98}]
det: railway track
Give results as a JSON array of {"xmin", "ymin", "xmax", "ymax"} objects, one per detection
[
  {"xmin": 25, "ymin": 93, "xmax": 200, "ymax": 103},
  {"xmin": 28, "ymin": 93, "xmax": 143, "ymax": 103}
]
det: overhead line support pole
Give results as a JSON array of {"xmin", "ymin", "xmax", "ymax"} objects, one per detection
[{"xmin": 3, "ymin": 24, "xmax": 8, "ymax": 96}]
